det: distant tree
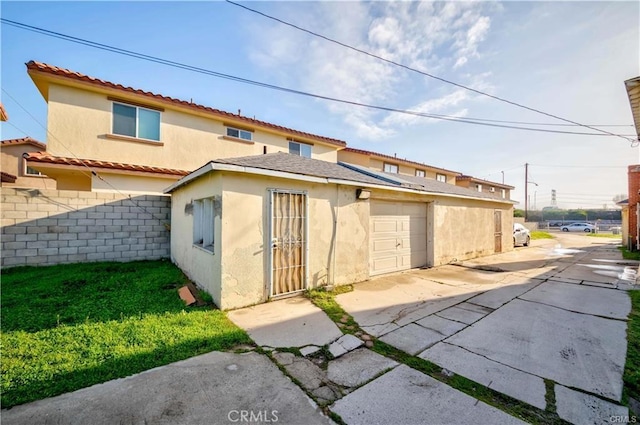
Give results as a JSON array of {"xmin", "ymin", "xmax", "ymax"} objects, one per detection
[{"xmin": 514, "ymin": 209, "xmax": 524, "ymax": 217}]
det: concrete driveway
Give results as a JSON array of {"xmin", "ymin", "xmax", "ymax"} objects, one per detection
[{"xmin": 335, "ymin": 233, "xmax": 634, "ymax": 424}]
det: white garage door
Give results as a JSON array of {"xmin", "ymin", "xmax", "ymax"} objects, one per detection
[{"xmin": 370, "ymin": 200, "xmax": 428, "ymax": 276}]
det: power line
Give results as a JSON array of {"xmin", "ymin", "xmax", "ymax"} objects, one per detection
[
  {"xmin": 530, "ymin": 164, "xmax": 628, "ymax": 169},
  {"xmin": 1, "ymin": 17, "xmax": 636, "ymax": 139},
  {"xmin": 225, "ymin": 0, "xmax": 635, "ymax": 143},
  {"xmin": 2, "ymin": 88, "xmax": 171, "ymax": 225}
]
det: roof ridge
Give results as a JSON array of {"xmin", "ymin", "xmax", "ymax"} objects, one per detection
[
  {"xmin": 343, "ymin": 147, "xmax": 461, "ymax": 175},
  {"xmin": 27, "ymin": 60, "xmax": 347, "ymax": 148}
]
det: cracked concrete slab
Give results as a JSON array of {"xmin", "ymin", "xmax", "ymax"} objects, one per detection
[
  {"xmin": 328, "ymin": 334, "xmax": 363, "ymax": 358},
  {"xmin": 379, "ymin": 323, "xmax": 445, "ymax": 355},
  {"xmin": 446, "ymin": 298, "xmax": 627, "ymax": 401},
  {"xmin": 415, "ymin": 314, "xmax": 468, "ymax": 336},
  {"xmin": 555, "ymin": 385, "xmax": 629, "ymax": 425},
  {"xmin": 466, "ymin": 278, "xmax": 543, "ymax": 309},
  {"xmin": 456, "ymin": 302, "xmax": 494, "ymax": 315},
  {"xmin": 327, "ymin": 348, "xmax": 398, "ymax": 388},
  {"xmin": 331, "ymin": 365, "xmax": 526, "ymax": 425},
  {"xmin": 336, "ymin": 272, "xmax": 481, "ymax": 337},
  {"xmin": 420, "ymin": 342, "xmax": 546, "ymax": 410},
  {"xmin": 519, "ymin": 280, "xmax": 631, "ymax": 320},
  {"xmin": 228, "ymin": 297, "xmax": 342, "ymax": 348},
  {"xmin": 436, "ymin": 305, "xmax": 486, "ymax": 325},
  {"xmin": 1, "ymin": 351, "xmax": 332, "ymax": 425}
]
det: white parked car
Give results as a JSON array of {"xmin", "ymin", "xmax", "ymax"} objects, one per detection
[
  {"xmin": 513, "ymin": 223, "xmax": 531, "ymax": 247},
  {"xmin": 560, "ymin": 223, "xmax": 595, "ymax": 233}
]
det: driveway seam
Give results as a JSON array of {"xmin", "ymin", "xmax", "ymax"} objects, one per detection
[{"xmin": 514, "ymin": 296, "xmax": 629, "ymax": 322}]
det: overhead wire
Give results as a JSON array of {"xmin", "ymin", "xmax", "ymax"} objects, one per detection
[
  {"xmin": 1, "ymin": 17, "xmax": 637, "ymax": 139},
  {"xmin": 225, "ymin": 0, "xmax": 636, "ymax": 143},
  {"xmin": 2, "ymin": 88, "xmax": 171, "ymax": 225}
]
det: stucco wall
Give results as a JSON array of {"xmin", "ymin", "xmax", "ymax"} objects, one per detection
[
  {"xmin": 46, "ymin": 84, "xmax": 338, "ymax": 173},
  {"xmin": 92, "ymin": 173, "xmax": 179, "ymax": 195},
  {"xmin": 1, "ymin": 144, "xmax": 57, "ymax": 189},
  {"xmin": 169, "ymin": 172, "xmax": 223, "ymax": 307},
  {"xmin": 1, "ymin": 187, "xmax": 170, "ymax": 268},
  {"xmin": 621, "ymin": 207, "xmax": 629, "ymax": 247}
]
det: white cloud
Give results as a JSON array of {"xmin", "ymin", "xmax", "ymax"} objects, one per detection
[{"xmin": 247, "ymin": 1, "xmax": 497, "ymax": 140}]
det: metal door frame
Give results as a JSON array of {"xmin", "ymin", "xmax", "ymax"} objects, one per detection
[{"xmin": 268, "ymin": 189, "xmax": 309, "ymax": 298}]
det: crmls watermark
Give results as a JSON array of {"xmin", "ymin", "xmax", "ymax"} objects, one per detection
[
  {"xmin": 228, "ymin": 410, "xmax": 279, "ymax": 423},
  {"xmin": 610, "ymin": 415, "xmax": 637, "ymax": 423}
]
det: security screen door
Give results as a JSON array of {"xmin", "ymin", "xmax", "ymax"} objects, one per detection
[{"xmin": 269, "ymin": 190, "xmax": 308, "ymax": 297}]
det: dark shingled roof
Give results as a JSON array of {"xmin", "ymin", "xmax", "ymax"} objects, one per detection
[{"xmin": 213, "ymin": 152, "xmax": 397, "ymax": 187}]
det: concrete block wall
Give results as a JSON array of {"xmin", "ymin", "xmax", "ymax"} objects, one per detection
[{"xmin": 1, "ymin": 187, "xmax": 171, "ymax": 268}]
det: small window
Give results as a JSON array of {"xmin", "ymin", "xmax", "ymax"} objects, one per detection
[
  {"xmin": 475, "ymin": 184, "xmax": 482, "ymax": 192},
  {"xmin": 415, "ymin": 170, "xmax": 425, "ymax": 177},
  {"xmin": 193, "ymin": 198, "xmax": 215, "ymax": 253},
  {"xmin": 112, "ymin": 103, "xmax": 160, "ymax": 141},
  {"xmin": 489, "ymin": 187, "xmax": 495, "ymax": 193},
  {"xmin": 501, "ymin": 189, "xmax": 506, "ymax": 199},
  {"xmin": 384, "ymin": 163, "xmax": 399, "ymax": 173},
  {"xmin": 24, "ymin": 160, "xmax": 43, "ymax": 176},
  {"xmin": 289, "ymin": 141, "xmax": 312, "ymax": 158},
  {"xmin": 436, "ymin": 173, "xmax": 447, "ymax": 183},
  {"xmin": 226, "ymin": 127, "xmax": 253, "ymax": 141}
]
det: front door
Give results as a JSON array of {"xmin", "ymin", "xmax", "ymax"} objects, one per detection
[
  {"xmin": 269, "ymin": 190, "xmax": 308, "ymax": 297},
  {"xmin": 494, "ymin": 210, "xmax": 502, "ymax": 253}
]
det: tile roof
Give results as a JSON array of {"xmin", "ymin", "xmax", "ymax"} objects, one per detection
[
  {"xmin": 456, "ymin": 175, "xmax": 515, "ymax": 190},
  {"xmin": 24, "ymin": 152, "xmax": 189, "ymax": 177},
  {"xmin": 212, "ymin": 152, "xmax": 396, "ymax": 187},
  {"xmin": 343, "ymin": 147, "xmax": 461, "ymax": 175},
  {"xmin": 1, "ymin": 171, "xmax": 17, "ymax": 183},
  {"xmin": 0, "ymin": 103, "xmax": 8, "ymax": 121},
  {"xmin": 340, "ymin": 162, "xmax": 511, "ymax": 201},
  {"xmin": 1, "ymin": 137, "xmax": 46, "ymax": 150},
  {"xmin": 27, "ymin": 61, "xmax": 347, "ymax": 148}
]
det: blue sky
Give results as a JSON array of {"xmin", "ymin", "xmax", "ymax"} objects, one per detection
[{"xmin": 1, "ymin": 1, "xmax": 638, "ymax": 209}]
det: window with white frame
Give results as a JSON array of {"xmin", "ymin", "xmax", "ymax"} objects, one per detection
[
  {"xmin": 501, "ymin": 189, "xmax": 507, "ymax": 199},
  {"xmin": 489, "ymin": 187, "xmax": 496, "ymax": 193},
  {"xmin": 112, "ymin": 102, "xmax": 161, "ymax": 141},
  {"xmin": 436, "ymin": 173, "xmax": 447, "ymax": 183},
  {"xmin": 415, "ymin": 169, "xmax": 425, "ymax": 177},
  {"xmin": 226, "ymin": 127, "xmax": 253, "ymax": 141},
  {"xmin": 384, "ymin": 163, "xmax": 399, "ymax": 173},
  {"xmin": 24, "ymin": 160, "xmax": 43, "ymax": 176},
  {"xmin": 475, "ymin": 184, "xmax": 482, "ymax": 192},
  {"xmin": 193, "ymin": 198, "xmax": 215, "ymax": 253},
  {"xmin": 289, "ymin": 141, "xmax": 312, "ymax": 158}
]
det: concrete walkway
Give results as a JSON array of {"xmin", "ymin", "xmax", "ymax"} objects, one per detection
[{"xmin": 4, "ymin": 233, "xmax": 635, "ymax": 425}]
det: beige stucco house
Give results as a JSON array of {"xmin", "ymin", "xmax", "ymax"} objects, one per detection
[
  {"xmin": 24, "ymin": 61, "xmax": 346, "ymax": 193},
  {"xmin": 1, "ymin": 137, "xmax": 57, "ymax": 189},
  {"xmin": 166, "ymin": 153, "xmax": 515, "ymax": 310},
  {"xmin": 455, "ymin": 175, "xmax": 513, "ymax": 200}
]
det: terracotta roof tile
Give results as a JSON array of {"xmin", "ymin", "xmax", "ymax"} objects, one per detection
[
  {"xmin": 1, "ymin": 137, "xmax": 46, "ymax": 150},
  {"xmin": 27, "ymin": 61, "xmax": 347, "ymax": 148},
  {"xmin": 24, "ymin": 152, "xmax": 188, "ymax": 177},
  {"xmin": 0, "ymin": 103, "xmax": 8, "ymax": 121},
  {"xmin": 343, "ymin": 147, "xmax": 461, "ymax": 175},
  {"xmin": 1, "ymin": 171, "xmax": 17, "ymax": 183},
  {"xmin": 456, "ymin": 174, "xmax": 514, "ymax": 190}
]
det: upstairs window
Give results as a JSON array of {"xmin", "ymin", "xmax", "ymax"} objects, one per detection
[
  {"xmin": 501, "ymin": 189, "xmax": 507, "ymax": 199},
  {"xmin": 384, "ymin": 163, "xmax": 399, "ymax": 174},
  {"xmin": 475, "ymin": 184, "xmax": 483, "ymax": 192},
  {"xmin": 112, "ymin": 102, "xmax": 160, "ymax": 141},
  {"xmin": 193, "ymin": 198, "xmax": 215, "ymax": 253},
  {"xmin": 24, "ymin": 160, "xmax": 43, "ymax": 176},
  {"xmin": 436, "ymin": 173, "xmax": 447, "ymax": 183},
  {"xmin": 289, "ymin": 141, "xmax": 312, "ymax": 158},
  {"xmin": 415, "ymin": 169, "xmax": 425, "ymax": 177},
  {"xmin": 226, "ymin": 127, "xmax": 253, "ymax": 141}
]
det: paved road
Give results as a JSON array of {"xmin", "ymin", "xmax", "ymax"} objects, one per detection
[{"xmin": 3, "ymin": 233, "xmax": 636, "ymax": 424}]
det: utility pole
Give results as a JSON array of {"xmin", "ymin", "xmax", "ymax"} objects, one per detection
[{"xmin": 524, "ymin": 163, "xmax": 529, "ymax": 221}]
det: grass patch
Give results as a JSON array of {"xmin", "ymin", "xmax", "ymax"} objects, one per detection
[
  {"xmin": 587, "ymin": 233, "xmax": 621, "ymax": 238},
  {"xmin": 620, "ymin": 247, "xmax": 640, "ymax": 261},
  {"xmin": 1, "ymin": 260, "xmax": 251, "ymax": 408},
  {"xmin": 624, "ymin": 291, "xmax": 640, "ymax": 405},
  {"xmin": 306, "ymin": 286, "xmax": 359, "ymax": 335},
  {"xmin": 530, "ymin": 231, "xmax": 554, "ymax": 240}
]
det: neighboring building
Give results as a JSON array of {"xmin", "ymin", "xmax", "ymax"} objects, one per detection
[
  {"xmin": 455, "ymin": 175, "xmax": 514, "ymax": 200},
  {"xmin": 625, "ymin": 76, "xmax": 640, "ymax": 139},
  {"xmin": 337, "ymin": 147, "xmax": 460, "ymax": 184},
  {"xmin": 1, "ymin": 137, "xmax": 56, "ymax": 189},
  {"xmin": 624, "ymin": 76, "xmax": 640, "ymax": 250},
  {"xmin": 25, "ymin": 61, "xmax": 346, "ymax": 193},
  {"xmin": 166, "ymin": 153, "xmax": 515, "ymax": 310},
  {"xmin": 618, "ymin": 198, "xmax": 629, "ymax": 248}
]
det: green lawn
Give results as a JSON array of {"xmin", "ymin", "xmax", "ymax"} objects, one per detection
[
  {"xmin": 625, "ymin": 291, "xmax": 640, "ymax": 409},
  {"xmin": 587, "ymin": 233, "xmax": 621, "ymax": 238},
  {"xmin": 530, "ymin": 231, "xmax": 554, "ymax": 240},
  {"xmin": 1, "ymin": 260, "xmax": 251, "ymax": 408},
  {"xmin": 620, "ymin": 247, "xmax": 640, "ymax": 261}
]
